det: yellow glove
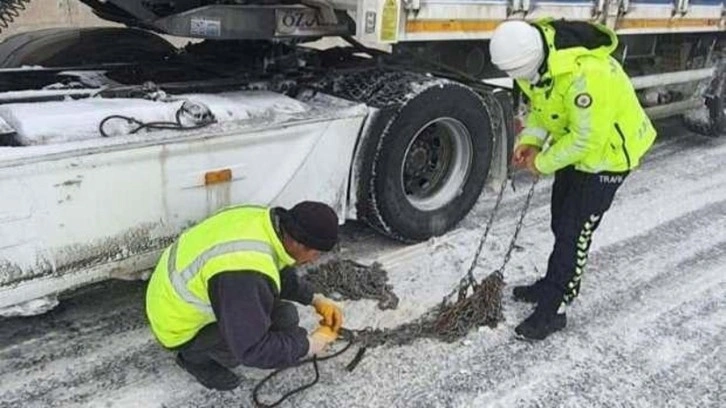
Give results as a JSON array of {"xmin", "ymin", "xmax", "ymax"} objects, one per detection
[
  {"xmin": 307, "ymin": 325, "xmax": 338, "ymax": 357},
  {"xmin": 312, "ymin": 294, "xmax": 343, "ymax": 333}
]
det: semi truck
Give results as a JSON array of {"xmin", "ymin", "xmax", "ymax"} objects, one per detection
[{"xmin": 0, "ymin": 0, "xmax": 723, "ymax": 316}]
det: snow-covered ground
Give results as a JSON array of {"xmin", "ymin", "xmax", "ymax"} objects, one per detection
[{"xmin": 0, "ymin": 118, "xmax": 724, "ymax": 408}]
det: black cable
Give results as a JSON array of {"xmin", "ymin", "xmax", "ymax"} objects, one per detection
[
  {"xmin": 252, "ymin": 329, "xmax": 358, "ymax": 408},
  {"xmin": 252, "ymin": 357, "xmax": 321, "ymax": 408},
  {"xmin": 98, "ymin": 102, "xmax": 215, "ymax": 137},
  {"xmin": 344, "ymin": 347, "xmax": 366, "ymax": 372}
]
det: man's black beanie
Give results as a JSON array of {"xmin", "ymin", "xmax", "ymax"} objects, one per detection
[{"xmin": 279, "ymin": 201, "xmax": 339, "ymax": 251}]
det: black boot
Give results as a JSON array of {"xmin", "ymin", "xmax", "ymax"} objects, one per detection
[
  {"xmin": 514, "ymin": 307, "xmax": 567, "ymax": 341},
  {"xmin": 512, "ymin": 278, "xmax": 546, "ymax": 303},
  {"xmin": 175, "ymin": 353, "xmax": 241, "ymax": 391}
]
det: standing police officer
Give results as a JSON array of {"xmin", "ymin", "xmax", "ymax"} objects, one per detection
[
  {"xmin": 145, "ymin": 201, "xmax": 343, "ymax": 390},
  {"xmin": 489, "ymin": 18, "xmax": 656, "ymax": 340}
]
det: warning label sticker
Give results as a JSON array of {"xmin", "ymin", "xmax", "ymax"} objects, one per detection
[{"xmin": 380, "ymin": 0, "xmax": 399, "ymax": 43}]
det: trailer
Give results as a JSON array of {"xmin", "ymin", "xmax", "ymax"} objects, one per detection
[{"xmin": 0, "ymin": 0, "xmax": 723, "ymax": 315}]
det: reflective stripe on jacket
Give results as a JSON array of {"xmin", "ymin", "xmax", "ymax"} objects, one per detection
[{"xmin": 145, "ymin": 206, "xmax": 295, "ymax": 348}]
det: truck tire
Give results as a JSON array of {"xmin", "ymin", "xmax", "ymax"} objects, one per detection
[
  {"xmin": 0, "ymin": 27, "xmax": 174, "ymax": 68},
  {"xmin": 348, "ymin": 73, "xmax": 494, "ymax": 242},
  {"xmin": 683, "ymin": 60, "xmax": 726, "ymax": 137}
]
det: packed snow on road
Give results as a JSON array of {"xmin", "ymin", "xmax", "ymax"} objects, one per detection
[{"xmin": 0, "ymin": 118, "xmax": 724, "ymax": 408}]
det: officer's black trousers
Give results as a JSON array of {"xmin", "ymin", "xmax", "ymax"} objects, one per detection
[
  {"xmin": 175, "ymin": 300, "xmax": 299, "ymax": 368},
  {"xmin": 539, "ymin": 166, "xmax": 628, "ymax": 311}
]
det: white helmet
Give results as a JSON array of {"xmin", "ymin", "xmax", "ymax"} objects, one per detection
[{"xmin": 489, "ymin": 20, "xmax": 545, "ymax": 82}]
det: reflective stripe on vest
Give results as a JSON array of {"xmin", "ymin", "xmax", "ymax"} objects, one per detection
[{"xmin": 166, "ymin": 238, "xmax": 279, "ymax": 315}]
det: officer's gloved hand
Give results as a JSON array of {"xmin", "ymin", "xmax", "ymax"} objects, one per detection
[
  {"xmin": 525, "ymin": 152, "xmax": 541, "ymax": 176},
  {"xmin": 307, "ymin": 325, "xmax": 338, "ymax": 357},
  {"xmin": 312, "ymin": 294, "xmax": 343, "ymax": 334},
  {"xmin": 512, "ymin": 144, "xmax": 540, "ymax": 167}
]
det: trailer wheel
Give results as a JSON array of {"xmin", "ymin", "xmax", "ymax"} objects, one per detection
[
  {"xmin": 0, "ymin": 27, "xmax": 174, "ymax": 68},
  {"xmin": 683, "ymin": 61, "xmax": 726, "ymax": 137},
  {"xmin": 357, "ymin": 80, "xmax": 493, "ymax": 242}
]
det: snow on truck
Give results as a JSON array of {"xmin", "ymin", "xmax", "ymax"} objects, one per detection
[{"xmin": 0, "ymin": 0, "xmax": 723, "ymax": 315}]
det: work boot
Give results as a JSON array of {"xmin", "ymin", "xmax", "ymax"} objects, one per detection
[
  {"xmin": 175, "ymin": 353, "xmax": 241, "ymax": 391},
  {"xmin": 512, "ymin": 278, "xmax": 546, "ymax": 303},
  {"xmin": 514, "ymin": 308, "xmax": 567, "ymax": 341}
]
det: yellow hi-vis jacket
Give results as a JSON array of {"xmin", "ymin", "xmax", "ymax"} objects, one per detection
[
  {"xmin": 145, "ymin": 206, "xmax": 296, "ymax": 348},
  {"xmin": 516, "ymin": 18, "xmax": 657, "ymax": 175}
]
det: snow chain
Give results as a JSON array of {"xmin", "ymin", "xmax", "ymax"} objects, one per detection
[
  {"xmin": 251, "ymin": 176, "xmax": 539, "ymax": 407},
  {"xmin": 0, "ymin": 0, "xmax": 31, "ymax": 34}
]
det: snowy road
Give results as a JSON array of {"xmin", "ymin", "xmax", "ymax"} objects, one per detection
[{"xmin": 1, "ymin": 119, "xmax": 724, "ymax": 408}]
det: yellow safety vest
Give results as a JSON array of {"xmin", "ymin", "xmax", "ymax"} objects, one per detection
[
  {"xmin": 145, "ymin": 206, "xmax": 296, "ymax": 348},
  {"xmin": 516, "ymin": 18, "xmax": 657, "ymax": 175}
]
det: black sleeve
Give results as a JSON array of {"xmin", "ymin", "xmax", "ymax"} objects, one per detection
[
  {"xmin": 208, "ymin": 271, "xmax": 310, "ymax": 369},
  {"xmin": 279, "ymin": 266, "xmax": 315, "ymax": 305}
]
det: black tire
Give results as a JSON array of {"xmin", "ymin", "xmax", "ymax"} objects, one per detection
[
  {"xmin": 0, "ymin": 27, "xmax": 175, "ymax": 68},
  {"xmin": 356, "ymin": 79, "xmax": 494, "ymax": 242},
  {"xmin": 683, "ymin": 60, "xmax": 726, "ymax": 137}
]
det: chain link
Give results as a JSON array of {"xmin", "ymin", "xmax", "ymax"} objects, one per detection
[
  {"xmin": 495, "ymin": 175, "xmax": 539, "ymax": 278},
  {"xmin": 306, "ymin": 259, "xmax": 400, "ymax": 310},
  {"xmin": 305, "ymin": 175, "xmax": 539, "ymax": 348},
  {"xmin": 460, "ymin": 175, "xmax": 510, "ymax": 292},
  {"xmin": 254, "ymin": 176, "xmax": 539, "ymax": 406}
]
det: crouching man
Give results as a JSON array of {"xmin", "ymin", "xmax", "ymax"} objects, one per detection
[{"xmin": 145, "ymin": 201, "xmax": 343, "ymax": 390}]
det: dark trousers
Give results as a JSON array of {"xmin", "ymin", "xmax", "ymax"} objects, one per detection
[
  {"xmin": 540, "ymin": 166, "xmax": 628, "ymax": 311},
  {"xmin": 175, "ymin": 300, "xmax": 299, "ymax": 368}
]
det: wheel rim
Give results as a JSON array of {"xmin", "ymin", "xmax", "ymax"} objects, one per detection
[{"xmin": 400, "ymin": 117, "xmax": 474, "ymax": 211}]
